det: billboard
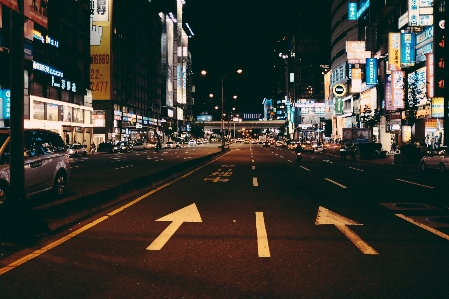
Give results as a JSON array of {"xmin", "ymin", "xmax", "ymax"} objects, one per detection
[
  {"xmin": 433, "ymin": 17, "xmax": 445, "ymax": 97},
  {"xmin": 351, "ymin": 68, "xmax": 362, "ymax": 92},
  {"xmin": 400, "ymin": 33, "xmax": 416, "ymax": 66},
  {"xmin": 431, "ymin": 97, "xmax": 444, "ymax": 118},
  {"xmin": 415, "ymin": 26, "xmax": 433, "ymax": 62},
  {"xmin": 385, "ymin": 74, "xmax": 394, "ymax": 111},
  {"xmin": 391, "ymin": 71, "xmax": 405, "ymax": 109},
  {"xmin": 90, "ymin": 0, "xmax": 111, "ymax": 100},
  {"xmin": 342, "ymin": 128, "xmax": 371, "ymax": 143},
  {"xmin": 426, "ymin": 53, "xmax": 434, "ymax": 98},
  {"xmin": 408, "ymin": 67, "xmax": 427, "ymax": 106},
  {"xmin": 165, "ymin": 15, "xmax": 174, "ymax": 107},
  {"xmin": 408, "ymin": 0, "xmax": 420, "ymax": 26},
  {"xmin": 346, "ymin": 41, "xmax": 371, "ymax": 64},
  {"xmin": 366, "ymin": 58, "xmax": 377, "ymax": 85},
  {"xmin": 1, "ymin": 89, "xmax": 11, "ymax": 119},
  {"xmin": 388, "ymin": 33, "xmax": 401, "ymax": 71},
  {"xmin": 348, "ymin": 3, "xmax": 357, "ymax": 20}
]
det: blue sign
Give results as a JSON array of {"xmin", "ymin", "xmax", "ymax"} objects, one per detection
[
  {"xmin": 2, "ymin": 89, "xmax": 11, "ymax": 120},
  {"xmin": 357, "ymin": 0, "xmax": 370, "ymax": 19},
  {"xmin": 366, "ymin": 58, "xmax": 378, "ymax": 85},
  {"xmin": 197, "ymin": 115, "xmax": 212, "ymax": 122},
  {"xmin": 400, "ymin": 33, "xmax": 416, "ymax": 66},
  {"xmin": 348, "ymin": 3, "xmax": 357, "ymax": 20}
]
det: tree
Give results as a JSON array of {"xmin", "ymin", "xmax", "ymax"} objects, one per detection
[{"xmin": 189, "ymin": 122, "xmax": 205, "ymax": 139}]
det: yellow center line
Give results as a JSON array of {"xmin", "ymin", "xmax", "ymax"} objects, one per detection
[
  {"xmin": 0, "ymin": 152, "xmax": 229, "ymax": 276},
  {"xmin": 255, "ymin": 212, "xmax": 270, "ymax": 257}
]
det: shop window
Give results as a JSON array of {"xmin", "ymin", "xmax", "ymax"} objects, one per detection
[{"xmin": 33, "ymin": 101, "xmax": 45, "ymax": 120}]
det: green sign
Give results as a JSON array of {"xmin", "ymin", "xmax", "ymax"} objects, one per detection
[{"xmin": 335, "ymin": 98, "xmax": 344, "ymax": 115}]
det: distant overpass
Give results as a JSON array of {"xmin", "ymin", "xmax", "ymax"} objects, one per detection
[{"xmin": 201, "ymin": 120, "xmax": 286, "ymax": 130}]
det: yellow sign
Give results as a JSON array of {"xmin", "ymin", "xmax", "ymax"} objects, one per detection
[
  {"xmin": 90, "ymin": 0, "xmax": 112, "ymax": 100},
  {"xmin": 388, "ymin": 33, "xmax": 401, "ymax": 71}
]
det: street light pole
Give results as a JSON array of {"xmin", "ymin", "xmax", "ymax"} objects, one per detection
[{"xmin": 201, "ymin": 69, "xmax": 242, "ymax": 151}]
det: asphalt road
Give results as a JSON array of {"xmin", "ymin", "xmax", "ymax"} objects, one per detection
[{"xmin": 1, "ymin": 143, "xmax": 448, "ymax": 298}]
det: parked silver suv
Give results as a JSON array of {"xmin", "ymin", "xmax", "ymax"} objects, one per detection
[
  {"xmin": 0, "ymin": 128, "xmax": 70, "ymax": 204},
  {"xmin": 420, "ymin": 146, "xmax": 449, "ymax": 173}
]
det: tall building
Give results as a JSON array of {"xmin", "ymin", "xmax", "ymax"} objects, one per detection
[
  {"xmin": 0, "ymin": 0, "xmax": 93, "ymax": 144},
  {"xmin": 90, "ymin": 0, "xmax": 162, "ymax": 144}
]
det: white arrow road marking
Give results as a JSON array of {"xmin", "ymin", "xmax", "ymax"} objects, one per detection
[
  {"xmin": 255, "ymin": 212, "xmax": 270, "ymax": 257},
  {"xmin": 396, "ymin": 179, "xmax": 434, "ymax": 189},
  {"xmin": 253, "ymin": 177, "xmax": 258, "ymax": 186},
  {"xmin": 395, "ymin": 214, "xmax": 449, "ymax": 241},
  {"xmin": 315, "ymin": 206, "xmax": 378, "ymax": 255},
  {"xmin": 147, "ymin": 203, "xmax": 202, "ymax": 250},
  {"xmin": 324, "ymin": 178, "xmax": 347, "ymax": 188}
]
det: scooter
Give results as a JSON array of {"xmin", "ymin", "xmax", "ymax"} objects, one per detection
[{"xmin": 296, "ymin": 152, "xmax": 302, "ymax": 161}]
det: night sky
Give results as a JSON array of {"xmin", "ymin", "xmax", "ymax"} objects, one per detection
[{"xmin": 183, "ymin": 0, "xmax": 331, "ymax": 117}]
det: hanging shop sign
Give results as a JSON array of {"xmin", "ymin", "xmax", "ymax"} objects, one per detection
[
  {"xmin": 400, "ymin": 33, "xmax": 416, "ymax": 67},
  {"xmin": 431, "ymin": 97, "xmax": 444, "ymax": 118},
  {"xmin": 346, "ymin": 41, "xmax": 371, "ymax": 64},
  {"xmin": 433, "ymin": 17, "xmax": 445, "ymax": 97},
  {"xmin": 348, "ymin": 3, "xmax": 357, "ymax": 20},
  {"xmin": 415, "ymin": 26, "xmax": 433, "ymax": 62},
  {"xmin": 1, "ymin": 89, "xmax": 11, "ymax": 120},
  {"xmin": 351, "ymin": 68, "xmax": 362, "ymax": 92},
  {"xmin": 332, "ymin": 84, "xmax": 347, "ymax": 97},
  {"xmin": 388, "ymin": 33, "xmax": 401, "ymax": 71},
  {"xmin": 391, "ymin": 71, "xmax": 405, "ymax": 109},
  {"xmin": 366, "ymin": 58, "xmax": 378, "ymax": 85},
  {"xmin": 408, "ymin": 0, "xmax": 420, "ymax": 26}
]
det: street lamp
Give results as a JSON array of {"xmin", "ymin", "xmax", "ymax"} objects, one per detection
[{"xmin": 201, "ymin": 69, "xmax": 242, "ymax": 151}]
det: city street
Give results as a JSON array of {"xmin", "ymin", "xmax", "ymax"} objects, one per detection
[{"xmin": 1, "ymin": 144, "xmax": 448, "ymax": 298}]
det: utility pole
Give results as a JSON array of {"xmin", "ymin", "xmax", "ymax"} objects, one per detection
[{"xmin": 10, "ymin": 0, "xmax": 25, "ymax": 203}]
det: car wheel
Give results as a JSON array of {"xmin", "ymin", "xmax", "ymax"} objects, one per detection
[
  {"xmin": 420, "ymin": 161, "xmax": 426, "ymax": 171},
  {"xmin": 53, "ymin": 171, "xmax": 67, "ymax": 198},
  {"xmin": 439, "ymin": 163, "xmax": 446, "ymax": 174}
]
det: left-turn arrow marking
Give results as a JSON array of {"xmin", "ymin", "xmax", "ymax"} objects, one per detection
[
  {"xmin": 147, "ymin": 203, "xmax": 202, "ymax": 250},
  {"xmin": 315, "ymin": 206, "xmax": 378, "ymax": 255}
]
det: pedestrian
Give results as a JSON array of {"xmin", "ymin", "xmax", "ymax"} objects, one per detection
[
  {"xmin": 340, "ymin": 143, "xmax": 347, "ymax": 161},
  {"xmin": 91, "ymin": 142, "xmax": 96, "ymax": 155},
  {"xmin": 349, "ymin": 143, "xmax": 356, "ymax": 161}
]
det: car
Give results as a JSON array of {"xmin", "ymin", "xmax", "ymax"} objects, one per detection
[
  {"xmin": 133, "ymin": 142, "xmax": 151, "ymax": 151},
  {"xmin": 263, "ymin": 141, "xmax": 270, "ymax": 147},
  {"xmin": 0, "ymin": 128, "xmax": 70, "ymax": 204},
  {"xmin": 66, "ymin": 143, "xmax": 87, "ymax": 157},
  {"xmin": 116, "ymin": 141, "xmax": 133, "ymax": 153},
  {"xmin": 288, "ymin": 142, "xmax": 299, "ymax": 150},
  {"xmin": 97, "ymin": 142, "xmax": 117, "ymax": 153},
  {"xmin": 244, "ymin": 139, "xmax": 250, "ymax": 144},
  {"xmin": 301, "ymin": 141, "xmax": 315, "ymax": 153},
  {"xmin": 196, "ymin": 140, "xmax": 203, "ymax": 145},
  {"xmin": 165, "ymin": 141, "xmax": 178, "ymax": 149},
  {"xmin": 420, "ymin": 146, "xmax": 449, "ymax": 173},
  {"xmin": 188, "ymin": 140, "xmax": 196, "ymax": 146},
  {"xmin": 312, "ymin": 141, "xmax": 324, "ymax": 152}
]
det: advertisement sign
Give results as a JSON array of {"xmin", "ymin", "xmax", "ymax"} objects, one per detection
[
  {"xmin": 1, "ymin": 89, "xmax": 11, "ymax": 119},
  {"xmin": 24, "ymin": 0, "xmax": 48, "ymax": 29},
  {"xmin": 351, "ymin": 68, "xmax": 362, "ymax": 93},
  {"xmin": 366, "ymin": 58, "xmax": 377, "ymax": 85},
  {"xmin": 0, "ymin": 0, "xmax": 17, "ymax": 11},
  {"xmin": 342, "ymin": 128, "xmax": 370, "ymax": 143},
  {"xmin": 90, "ymin": 0, "xmax": 111, "ymax": 100},
  {"xmin": 391, "ymin": 71, "xmax": 405, "ymax": 109},
  {"xmin": 426, "ymin": 53, "xmax": 434, "ymax": 98},
  {"xmin": 400, "ymin": 33, "xmax": 416, "ymax": 66},
  {"xmin": 348, "ymin": 3, "xmax": 357, "ymax": 20},
  {"xmin": 415, "ymin": 26, "xmax": 433, "ymax": 62},
  {"xmin": 385, "ymin": 75, "xmax": 394, "ymax": 110},
  {"xmin": 431, "ymin": 97, "xmax": 444, "ymax": 118},
  {"xmin": 408, "ymin": 0, "xmax": 420, "ymax": 26},
  {"xmin": 433, "ymin": 17, "xmax": 445, "ymax": 97},
  {"xmin": 408, "ymin": 67, "xmax": 427, "ymax": 106},
  {"xmin": 197, "ymin": 115, "xmax": 212, "ymax": 122},
  {"xmin": 346, "ymin": 41, "xmax": 371, "ymax": 64},
  {"xmin": 92, "ymin": 110, "xmax": 106, "ymax": 127},
  {"xmin": 166, "ymin": 16, "xmax": 174, "ymax": 107},
  {"xmin": 332, "ymin": 84, "xmax": 347, "ymax": 97},
  {"xmin": 334, "ymin": 98, "xmax": 344, "ymax": 115},
  {"xmin": 388, "ymin": 33, "xmax": 401, "ymax": 71}
]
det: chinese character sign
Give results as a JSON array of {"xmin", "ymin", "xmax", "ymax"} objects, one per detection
[
  {"xmin": 408, "ymin": 0, "xmax": 420, "ymax": 26},
  {"xmin": 348, "ymin": 3, "xmax": 357, "ymax": 20},
  {"xmin": 1, "ymin": 90, "xmax": 11, "ymax": 120},
  {"xmin": 400, "ymin": 33, "xmax": 416, "ymax": 66},
  {"xmin": 392, "ymin": 71, "xmax": 405, "ymax": 109},
  {"xmin": 389, "ymin": 33, "xmax": 401, "ymax": 71},
  {"xmin": 366, "ymin": 58, "xmax": 378, "ymax": 85}
]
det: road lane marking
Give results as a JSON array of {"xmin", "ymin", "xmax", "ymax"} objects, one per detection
[
  {"xmin": 316, "ymin": 206, "xmax": 378, "ymax": 255},
  {"xmin": 252, "ymin": 166, "xmax": 255, "ymax": 170},
  {"xmin": 147, "ymin": 204, "xmax": 202, "ymax": 250},
  {"xmin": 0, "ymin": 151, "xmax": 230, "ymax": 276},
  {"xmin": 395, "ymin": 214, "xmax": 449, "ymax": 241},
  {"xmin": 349, "ymin": 167, "xmax": 364, "ymax": 172},
  {"xmin": 396, "ymin": 179, "xmax": 434, "ymax": 189},
  {"xmin": 252, "ymin": 160, "xmax": 254, "ymax": 163},
  {"xmin": 300, "ymin": 166, "xmax": 310, "ymax": 171},
  {"xmin": 253, "ymin": 177, "xmax": 258, "ymax": 186},
  {"xmin": 324, "ymin": 178, "xmax": 347, "ymax": 188},
  {"xmin": 255, "ymin": 212, "xmax": 270, "ymax": 257}
]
